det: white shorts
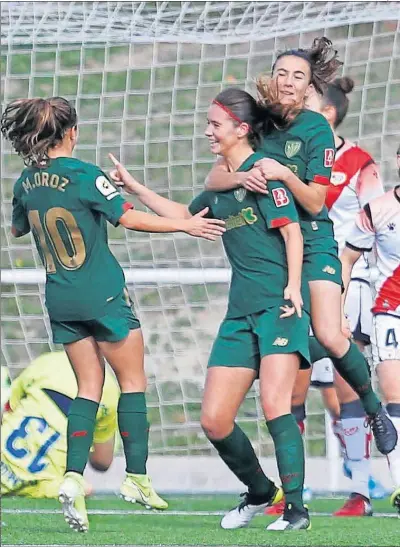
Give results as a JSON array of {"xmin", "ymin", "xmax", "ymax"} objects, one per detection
[
  {"xmin": 371, "ymin": 314, "xmax": 400, "ymax": 367},
  {"xmin": 345, "ymin": 279, "xmax": 373, "ymax": 344},
  {"xmin": 311, "ymin": 357, "xmax": 334, "ymax": 387}
]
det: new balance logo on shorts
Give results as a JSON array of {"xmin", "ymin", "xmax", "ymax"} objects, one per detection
[
  {"xmin": 273, "ymin": 337, "xmax": 289, "ymax": 346},
  {"xmin": 323, "ymin": 265, "xmax": 336, "ymax": 275}
]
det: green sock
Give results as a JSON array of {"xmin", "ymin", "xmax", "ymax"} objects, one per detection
[
  {"xmin": 66, "ymin": 397, "xmax": 98, "ymax": 475},
  {"xmin": 210, "ymin": 423, "xmax": 275, "ymax": 498},
  {"xmin": 118, "ymin": 392, "xmax": 149, "ymax": 475},
  {"xmin": 266, "ymin": 414, "xmax": 304, "ymax": 509},
  {"xmin": 309, "ymin": 336, "xmax": 329, "ymax": 362},
  {"xmin": 331, "ymin": 342, "xmax": 380, "ymax": 415}
]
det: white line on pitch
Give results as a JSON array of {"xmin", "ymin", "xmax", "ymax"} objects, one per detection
[{"xmin": 2, "ymin": 508, "xmax": 398, "ymax": 518}]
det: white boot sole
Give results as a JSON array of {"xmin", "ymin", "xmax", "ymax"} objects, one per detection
[{"xmin": 59, "ymin": 492, "xmax": 88, "ymax": 533}]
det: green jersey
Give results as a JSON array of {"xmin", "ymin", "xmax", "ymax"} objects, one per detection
[
  {"xmin": 189, "ymin": 152, "xmax": 307, "ymax": 318},
  {"xmin": 262, "ymin": 109, "xmax": 336, "ymax": 241},
  {"xmin": 12, "ymin": 157, "xmax": 132, "ymax": 321}
]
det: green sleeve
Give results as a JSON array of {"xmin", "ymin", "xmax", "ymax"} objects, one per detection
[
  {"xmin": 305, "ymin": 117, "xmax": 335, "ymax": 186},
  {"xmin": 80, "ymin": 165, "xmax": 132, "ymax": 226},
  {"xmin": 256, "ymin": 181, "xmax": 299, "ymax": 229},
  {"xmin": 12, "ymin": 184, "xmax": 30, "ymax": 235},
  {"xmin": 188, "ymin": 191, "xmax": 213, "ymax": 217}
]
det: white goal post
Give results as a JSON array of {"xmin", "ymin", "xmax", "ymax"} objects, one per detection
[{"xmin": 1, "ymin": 2, "xmax": 399, "ymax": 493}]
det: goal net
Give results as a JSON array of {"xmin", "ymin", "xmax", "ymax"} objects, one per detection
[{"xmin": 1, "ymin": 1, "xmax": 399, "ymax": 493}]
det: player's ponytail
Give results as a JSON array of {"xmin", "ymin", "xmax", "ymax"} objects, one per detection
[
  {"xmin": 1, "ymin": 97, "xmax": 77, "ymax": 166},
  {"xmin": 322, "ymin": 77, "xmax": 355, "ymax": 128}
]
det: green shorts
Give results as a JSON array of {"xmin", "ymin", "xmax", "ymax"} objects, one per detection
[
  {"xmin": 303, "ymin": 250, "xmax": 342, "ymax": 285},
  {"xmin": 208, "ymin": 306, "xmax": 310, "ymax": 372},
  {"xmin": 50, "ymin": 289, "xmax": 140, "ymax": 345},
  {"xmin": 301, "ymin": 219, "xmax": 342, "ymax": 286}
]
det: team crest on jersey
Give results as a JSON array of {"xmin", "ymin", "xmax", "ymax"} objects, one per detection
[
  {"xmin": 234, "ymin": 188, "xmax": 247, "ymax": 202},
  {"xmin": 324, "ymin": 149, "xmax": 335, "ymax": 167},
  {"xmin": 272, "ymin": 187, "xmax": 289, "ymax": 208},
  {"xmin": 330, "ymin": 172, "xmax": 347, "ymax": 186},
  {"xmin": 284, "ymin": 140, "xmax": 301, "ymax": 158}
]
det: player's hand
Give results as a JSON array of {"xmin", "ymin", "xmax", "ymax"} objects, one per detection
[
  {"xmin": 241, "ymin": 167, "xmax": 268, "ymax": 194},
  {"xmin": 254, "ymin": 158, "xmax": 289, "ymax": 183},
  {"xmin": 282, "ymin": 285, "xmax": 303, "ymax": 318},
  {"xmin": 279, "ymin": 304, "xmax": 296, "ymax": 318},
  {"xmin": 341, "ymin": 313, "xmax": 352, "ymax": 339},
  {"xmin": 183, "ymin": 208, "xmax": 225, "ymax": 241},
  {"xmin": 108, "ymin": 153, "xmax": 142, "ymax": 194}
]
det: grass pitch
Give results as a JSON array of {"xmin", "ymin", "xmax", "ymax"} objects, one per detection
[{"xmin": 2, "ymin": 494, "xmax": 398, "ymax": 546}]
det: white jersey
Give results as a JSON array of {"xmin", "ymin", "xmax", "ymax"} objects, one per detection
[
  {"xmin": 346, "ymin": 187, "xmax": 400, "ymax": 317},
  {"xmin": 326, "ymin": 139, "xmax": 384, "ymax": 280}
]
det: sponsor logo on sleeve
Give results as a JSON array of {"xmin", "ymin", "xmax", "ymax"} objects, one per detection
[
  {"xmin": 330, "ymin": 171, "xmax": 347, "ymax": 186},
  {"xmin": 272, "ymin": 187, "xmax": 289, "ymax": 208},
  {"xmin": 95, "ymin": 176, "xmax": 119, "ymax": 200},
  {"xmin": 324, "ymin": 148, "xmax": 335, "ymax": 167}
]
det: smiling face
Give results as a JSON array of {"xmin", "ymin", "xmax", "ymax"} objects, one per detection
[
  {"xmin": 272, "ymin": 55, "xmax": 312, "ymax": 106},
  {"xmin": 205, "ymin": 103, "xmax": 249, "ymax": 157}
]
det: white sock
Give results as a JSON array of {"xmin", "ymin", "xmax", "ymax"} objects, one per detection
[
  {"xmin": 387, "ymin": 416, "xmax": 400, "ymax": 488},
  {"xmin": 341, "ymin": 416, "xmax": 371, "ymax": 499},
  {"xmin": 347, "ymin": 458, "xmax": 370, "ymax": 499},
  {"xmin": 332, "ymin": 419, "xmax": 346, "ymax": 459}
]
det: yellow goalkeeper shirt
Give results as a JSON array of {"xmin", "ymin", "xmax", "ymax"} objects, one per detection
[{"xmin": 1, "ymin": 351, "xmax": 119, "ymax": 497}]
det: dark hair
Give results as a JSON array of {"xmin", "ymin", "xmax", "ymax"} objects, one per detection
[
  {"xmin": 321, "ymin": 76, "xmax": 354, "ymax": 128},
  {"xmin": 212, "ymin": 87, "xmax": 297, "ymax": 149},
  {"xmin": 272, "ymin": 37, "xmax": 343, "ymax": 94},
  {"xmin": 1, "ymin": 97, "xmax": 77, "ymax": 166}
]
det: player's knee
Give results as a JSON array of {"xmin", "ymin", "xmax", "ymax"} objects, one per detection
[
  {"xmin": 262, "ymin": 393, "xmax": 290, "ymax": 421},
  {"xmin": 116, "ymin": 375, "xmax": 147, "ymax": 393},
  {"xmin": 89, "ymin": 459, "xmax": 112, "ymax": 472},
  {"xmin": 313, "ymin": 328, "xmax": 342, "ymax": 353},
  {"xmin": 200, "ymin": 412, "xmax": 232, "ymax": 440},
  {"xmin": 77, "ymin": 380, "xmax": 104, "ymax": 401}
]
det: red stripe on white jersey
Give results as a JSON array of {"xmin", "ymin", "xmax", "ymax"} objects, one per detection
[{"xmin": 373, "ymin": 264, "xmax": 400, "ymax": 315}]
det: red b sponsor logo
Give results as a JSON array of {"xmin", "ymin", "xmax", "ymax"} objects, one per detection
[
  {"xmin": 343, "ymin": 426, "xmax": 359, "ymax": 436},
  {"xmin": 272, "ymin": 187, "xmax": 289, "ymax": 208},
  {"xmin": 324, "ymin": 148, "xmax": 335, "ymax": 167}
]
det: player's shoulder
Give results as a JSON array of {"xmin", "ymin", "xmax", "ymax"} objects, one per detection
[
  {"xmin": 293, "ymin": 109, "xmax": 332, "ymax": 132},
  {"xmin": 369, "ymin": 188, "xmax": 396, "ymax": 212},
  {"xmin": 58, "ymin": 157, "xmax": 104, "ymax": 179},
  {"xmin": 237, "ymin": 151, "xmax": 266, "ymax": 172},
  {"xmin": 13, "ymin": 167, "xmax": 32, "ymax": 195},
  {"xmin": 340, "ymin": 139, "xmax": 374, "ymax": 165}
]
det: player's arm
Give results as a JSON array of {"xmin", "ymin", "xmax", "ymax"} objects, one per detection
[
  {"xmin": 356, "ymin": 161, "xmax": 384, "ymax": 207},
  {"xmin": 83, "ymin": 164, "xmax": 225, "ymax": 241},
  {"xmin": 11, "ymin": 193, "xmax": 30, "ymax": 238},
  {"xmin": 255, "ymin": 159, "xmax": 327, "ymax": 216},
  {"xmin": 341, "ymin": 204, "xmax": 375, "ymax": 302},
  {"xmin": 255, "ymin": 122, "xmax": 334, "ymax": 215},
  {"xmin": 118, "ymin": 207, "xmax": 225, "ymax": 241},
  {"xmin": 204, "ymin": 158, "xmax": 266, "ymax": 192},
  {"xmin": 279, "ymin": 222, "xmax": 304, "ymax": 318},
  {"xmin": 257, "ymin": 182, "xmax": 303, "ymax": 318},
  {"xmin": 109, "ymin": 154, "xmax": 190, "ymax": 218}
]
